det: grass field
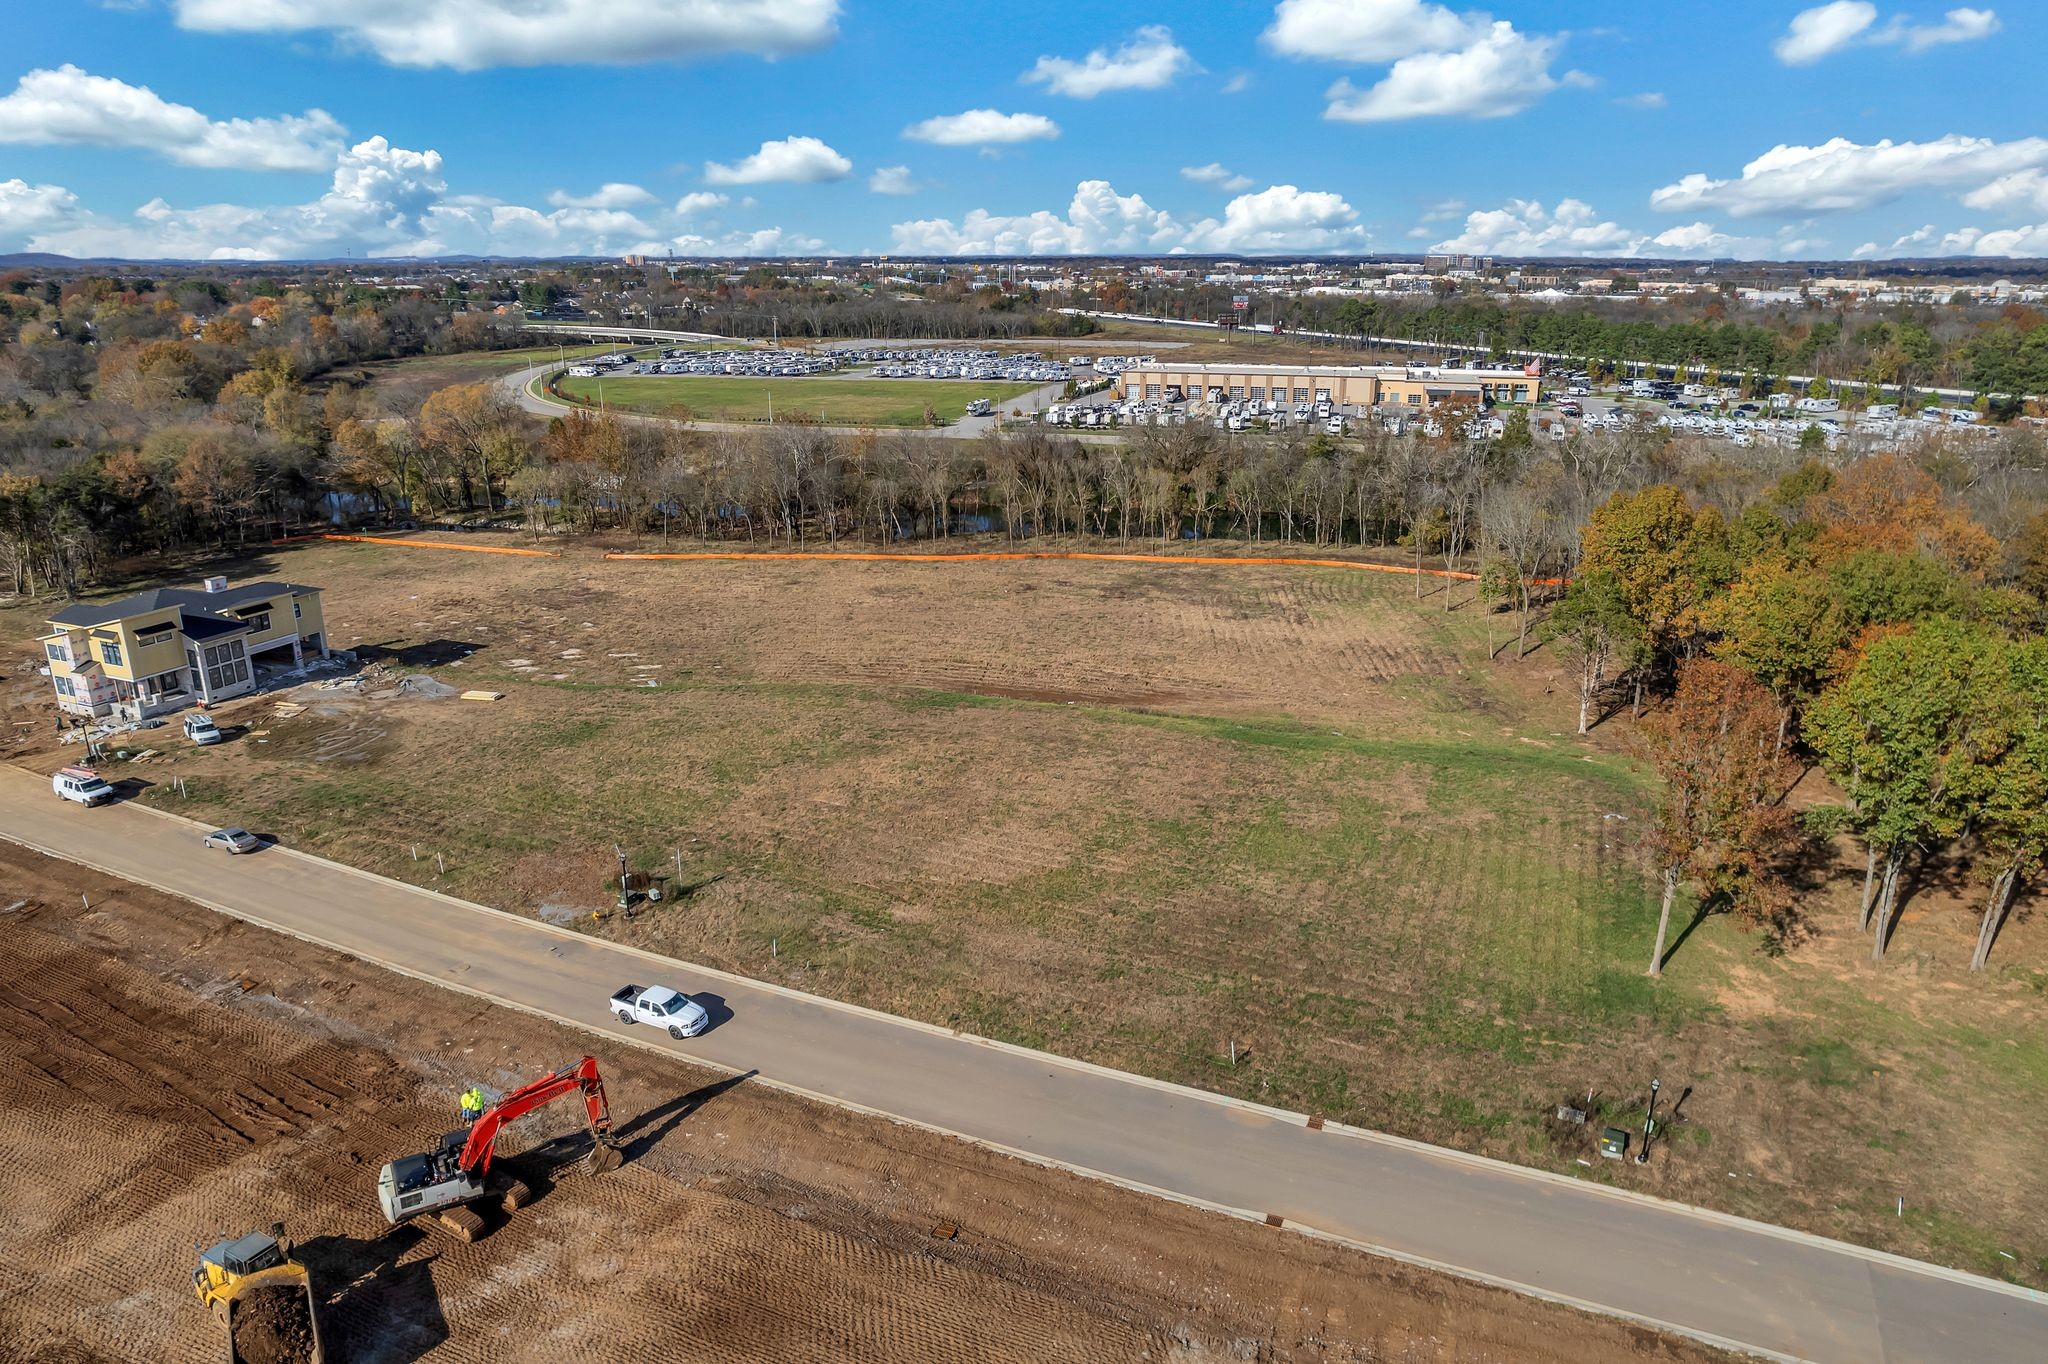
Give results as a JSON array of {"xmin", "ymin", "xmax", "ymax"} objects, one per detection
[
  {"xmin": 359, "ymin": 343, "xmax": 623, "ymax": 410},
  {"xmin": 554, "ymin": 374, "xmax": 1043, "ymax": 425},
  {"xmin": 4, "ymin": 536, "xmax": 2043, "ymax": 1286}
]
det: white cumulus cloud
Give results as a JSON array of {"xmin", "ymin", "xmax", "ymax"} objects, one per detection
[
  {"xmin": 1184, "ymin": 185, "xmax": 1367, "ymax": 252},
  {"xmin": 903, "ymin": 109, "xmax": 1060, "ymax": 146},
  {"xmin": 867, "ymin": 165, "xmax": 922, "ymax": 195},
  {"xmin": 3, "ymin": 135, "xmax": 808, "ymax": 261},
  {"xmin": 1850, "ymin": 224, "xmax": 1947, "ymax": 258},
  {"xmin": 1432, "ymin": 199, "xmax": 1641, "ymax": 256},
  {"xmin": 0, "ymin": 65, "xmax": 341, "ymax": 171},
  {"xmin": 1775, "ymin": 2, "xmax": 1878, "ymax": 64},
  {"xmin": 1022, "ymin": 26, "xmax": 1193, "ymax": 97},
  {"xmin": 1181, "ymin": 163, "xmax": 1254, "ymax": 192},
  {"xmin": 672, "ymin": 191, "xmax": 731, "ymax": 217},
  {"xmin": 1963, "ymin": 168, "xmax": 2048, "ymax": 216},
  {"xmin": 1647, "ymin": 222, "xmax": 1760, "ymax": 256},
  {"xmin": 546, "ymin": 182, "xmax": 656, "ymax": 210},
  {"xmin": 169, "ymin": 0, "xmax": 841, "ymax": 71},
  {"xmin": 1263, "ymin": 0, "xmax": 1484, "ymax": 63},
  {"xmin": 1972, "ymin": 222, "xmax": 2048, "ymax": 256},
  {"xmin": 0, "ymin": 179, "xmax": 83, "ymax": 236},
  {"xmin": 1879, "ymin": 6, "xmax": 2001, "ymax": 52},
  {"xmin": 669, "ymin": 226, "xmax": 824, "ymax": 256},
  {"xmin": 1776, "ymin": 3, "xmax": 2000, "ymax": 64},
  {"xmin": 892, "ymin": 180, "xmax": 1178, "ymax": 255},
  {"xmin": 1323, "ymin": 23, "xmax": 1584, "ymax": 122},
  {"xmin": 889, "ymin": 179, "xmax": 1364, "ymax": 255},
  {"xmin": 703, "ymin": 135, "xmax": 851, "ymax": 185},
  {"xmin": 1652, "ymin": 135, "xmax": 2048, "ymax": 216}
]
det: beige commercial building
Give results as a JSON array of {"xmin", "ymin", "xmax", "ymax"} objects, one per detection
[{"xmin": 1118, "ymin": 362, "xmax": 1541, "ymax": 411}]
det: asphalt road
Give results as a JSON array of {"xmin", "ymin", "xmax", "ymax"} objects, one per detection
[{"xmin": 5, "ymin": 764, "xmax": 2043, "ymax": 1362}]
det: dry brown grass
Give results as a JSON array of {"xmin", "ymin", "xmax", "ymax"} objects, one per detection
[{"xmin": 2, "ymin": 533, "xmax": 2043, "ymax": 1288}]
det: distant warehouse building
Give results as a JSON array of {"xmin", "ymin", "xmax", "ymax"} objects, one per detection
[{"xmin": 1117, "ymin": 362, "xmax": 1541, "ymax": 411}]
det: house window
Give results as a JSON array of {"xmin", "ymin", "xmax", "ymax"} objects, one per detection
[
  {"xmin": 1408, "ymin": 394, "xmax": 1422, "ymax": 405},
  {"xmin": 1229, "ymin": 386, "xmax": 1244, "ymax": 399},
  {"xmin": 1144, "ymin": 384, "xmax": 1160, "ymax": 398},
  {"xmin": 53, "ymin": 676, "xmax": 74, "ymax": 697},
  {"xmin": 136, "ymin": 628, "xmax": 174, "ymax": 647},
  {"xmin": 203, "ymin": 640, "xmax": 250, "ymax": 694},
  {"xmin": 98, "ymin": 640, "xmax": 124, "ymax": 668},
  {"xmin": 44, "ymin": 642, "xmax": 67, "ymax": 663},
  {"xmin": 1512, "ymin": 386, "xmax": 1529, "ymax": 402},
  {"xmin": 1250, "ymin": 387, "xmax": 1266, "ymax": 400},
  {"xmin": 1294, "ymin": 387, "xmax": 1311, "ymax": 401},
  {"xmin": 240, "ymin": 611, "xmax": 271, "ymax": 634},
  {"xmin": 293, "ymin": 600, "xmax": 302, "ymax": 619}
]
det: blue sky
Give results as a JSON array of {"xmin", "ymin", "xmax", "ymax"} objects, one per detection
[{"xmin": 3, "ymin": 1, "xmax": 2043, "ymax": 261}]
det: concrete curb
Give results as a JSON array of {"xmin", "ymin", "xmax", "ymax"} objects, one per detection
[
  {"xmin": 30, "ymin": 775, "xmax": 2044, "ymax": 1317},
  {"xmin": 0, "ymin": 822, "xmax": 1799, "ymax": 1364}
]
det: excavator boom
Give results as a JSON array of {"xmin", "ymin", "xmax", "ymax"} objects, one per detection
[
  {"xmin": 459, "ymin": 1055, "xmax": 614, "ymax": 1180},
  {"xmin": 376, "ymin": 1056, "xmax": 620, "ymax": 1237}
]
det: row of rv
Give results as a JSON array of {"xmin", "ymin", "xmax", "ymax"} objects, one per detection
[
  {"xmin": 1045, "ymin": 397, "xmax": 1351, "ymax": 434},
  {"xmin": 562, "ymin": 352, "xmax": 639, "ymax": 378},
  {"xmin": 837, "ymin": 347, "xmax": 1073, "ymax": 383},
  {"xmin": 639, "ymin": 349, "xmax": 837, "ymax": 378}
]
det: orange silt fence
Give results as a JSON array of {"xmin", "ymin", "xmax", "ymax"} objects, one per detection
[
  {"xmin": 603, "ymin": 548, "xmax": 1563, "ymax": 586},
  {"xmin": 278, "ymin": 533, "xmax": 560, "ymax": 557}
]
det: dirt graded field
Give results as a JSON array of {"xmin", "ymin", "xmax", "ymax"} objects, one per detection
[
  {"xmin": 0, "ymin": 842, "xmax": 1731, "ymax": 1364},
  {"xmin": 2, "ymin": 534, "xmax": 2043, "ymax": 1289}
]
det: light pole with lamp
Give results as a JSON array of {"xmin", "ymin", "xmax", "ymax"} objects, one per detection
[{"xmin": 1635, "ymin": 1078, "xmax": 1661, "ymax": 1164}]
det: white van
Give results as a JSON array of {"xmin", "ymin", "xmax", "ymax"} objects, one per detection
[{"xmin": 52, "ymin": 765, "xmax": 115, "ymax": 806}]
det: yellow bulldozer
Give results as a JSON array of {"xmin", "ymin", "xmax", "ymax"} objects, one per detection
[{"xmin": 192, "ymin": 1222, "xmax": 326, "ymax": 1364}]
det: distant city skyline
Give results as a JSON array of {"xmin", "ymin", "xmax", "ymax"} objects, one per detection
[{"xmin": 4, "ymin": 2, "xmax": 2042, "ymax": 262}]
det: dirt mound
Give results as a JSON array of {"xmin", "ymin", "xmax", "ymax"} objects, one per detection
[{"xmin": 231, "ymin": 1286, "xmax": 314, "ymax": 1364}]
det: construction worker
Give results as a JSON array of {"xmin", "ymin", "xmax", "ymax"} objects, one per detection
[{"xmin": 460, "ymin": 1086, "xmax": 485, "ymax": 1124}]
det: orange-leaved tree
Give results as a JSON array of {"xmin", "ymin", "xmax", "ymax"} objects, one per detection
[
  {"xmin": 1806, "ymin": 453, "xmax": 1997, "ymax": 579},
  {"xmin": 1637, "ymin": 659, "xmax": 1804, "ymax": 974}
]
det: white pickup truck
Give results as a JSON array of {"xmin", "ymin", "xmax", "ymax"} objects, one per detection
[{"xmin": 609, "ymin": 984, "xmax": 710, "ymax": 1039}]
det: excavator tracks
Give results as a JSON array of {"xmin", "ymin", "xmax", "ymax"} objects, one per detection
[{"xmin": 435, "ymin": 1206, "xmax": 486, "ymax": 1242}]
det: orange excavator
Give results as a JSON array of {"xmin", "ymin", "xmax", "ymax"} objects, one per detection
[{"xmin": 375, "ymin": 1056, "xmax": 623, "ymax": 1241}]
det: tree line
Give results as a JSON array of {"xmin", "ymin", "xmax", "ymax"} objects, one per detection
[
  {"xmin": 7, "ymin": 267, "xmax": 2048, "ymax": 975},
  {"xmin": 1542, "ymin": 455, "xmax": 2048, "ymax": 973}
]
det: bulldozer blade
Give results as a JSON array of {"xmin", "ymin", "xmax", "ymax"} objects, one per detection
[{"xmin": 584, "ymin": 1141, "xmax": 622, "ymax": 1175}]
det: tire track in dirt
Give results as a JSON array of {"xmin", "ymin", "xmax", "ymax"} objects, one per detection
[{"xmin": 0, "ymin": 910, "xmax": 1153, "ymax": 1364}]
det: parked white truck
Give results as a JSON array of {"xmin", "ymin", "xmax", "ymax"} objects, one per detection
[{"xmin": 609, "ymin": 984, "xmax": 710, "ymax": 1038}]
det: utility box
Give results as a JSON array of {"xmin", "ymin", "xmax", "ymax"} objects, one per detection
[{"xmin": 1599, "ymin": 1128, "xmax": 1630, "ymax": 1160}]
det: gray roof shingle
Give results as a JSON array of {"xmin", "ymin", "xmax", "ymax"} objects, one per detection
[{"xmin": 48, "ymin": 580, "xmax": 316, "ymax": 630}]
